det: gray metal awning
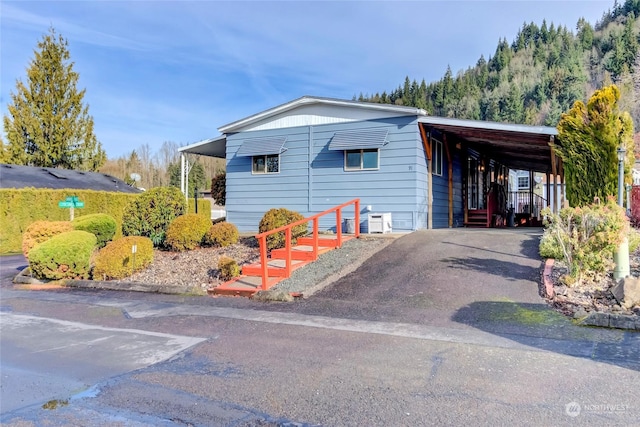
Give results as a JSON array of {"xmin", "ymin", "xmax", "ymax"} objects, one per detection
[
  {"xmin": 328, "ymin": 129, "xmax": 389, "ymax": 151},
  {"xmin": 236, "ymin": 136, "xmax": 287, "ymax": 157}
]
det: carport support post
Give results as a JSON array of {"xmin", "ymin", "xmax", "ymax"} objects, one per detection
[
  {"xmin": 614, "ymin": 146, "xmax": 630, "ymax": 280},
  {"xmin": 180, "ymin": 154, "xmax": 186, "ymax": 195},
  {"xmin": 419, "ymin": 123, "xmax": 433, "ymax": 229}
]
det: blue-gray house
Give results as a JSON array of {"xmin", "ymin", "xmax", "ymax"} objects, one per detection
[{"xmin": 180, "ymin": 96, "xmax": 561, "ymax": 232}]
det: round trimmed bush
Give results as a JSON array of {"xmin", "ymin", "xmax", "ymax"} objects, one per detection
[
  {"xmin": 73, "ymin": 213, "xmax": 117, "ymax": 248},
  {"xmin": 218, "ymin": 256, "xmax": 239, "ymax": 281},
  {"xmin": 203, "ymin": 222, "xmax": 239, "ymax": 247},
  {"xmin": 93, "ymin": 236, "xmax": 154, "ymax": 280},
  {"xmin": 165, "ymin": 213, "xmax": 212, "ymax": 251},
  {"xmin": 28, "ymin": 230, "xmax": 97, "ymax": 280},
  {"xmin": 122, "ymin": 186, "xmax": 185, "ymax": 247},
  {"xmin": 22, "ymin": 220, "xmax": 74, "ymax": 257},
  {"xmin": 258, "ymin": 208, "xmax": 307, "ymax": 250}
]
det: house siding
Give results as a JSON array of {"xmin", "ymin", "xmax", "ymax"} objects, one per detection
[{"xmin": 226, "ymin": 116, "xmax": 429, "ymax": 232}]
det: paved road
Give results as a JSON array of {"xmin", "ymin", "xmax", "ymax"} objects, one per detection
[{"xmin": 1, "ymin": 229, "xmax": 638, "ymax": 425}]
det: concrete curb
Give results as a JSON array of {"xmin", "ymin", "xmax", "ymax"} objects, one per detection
[
  {"xmin": 64, "ymin": 279, "xmax": 207, "ymax": 296},
  {"xmin": 576, "ymin": 311, "xmax": 640, "ymax": 330},
  {"xmin": 543, "ymin": 258, "xmax": 640, "ymax": 331},
  {"xmin": 542, "ymin": 258, "xmax": 555, "ymax": 299},
  {"xmin": 13, "ymin": 268, "xmax": 206, "ymax": 296}
]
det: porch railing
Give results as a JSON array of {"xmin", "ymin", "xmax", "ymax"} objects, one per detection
[
  {"xmin": 508, "ymin": 191, "xmax": 546, "ymax": 216},
  {"xmin": 254, "ymin": 198, "xmax": 360, "ymax": 290}
]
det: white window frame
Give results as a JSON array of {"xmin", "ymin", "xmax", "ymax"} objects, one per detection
[
  {"xmin": 344, "ymin": 148, "xmax": 380, "ymax": 171},
  {"xmin": 517, "ymin": 175, "xmax": 529, "ymax": 190},
  {"xmin": 432, "ymin": 138, "xmax": 443, "ymax": 176},
  {"xmin": 251, "ymin": 154, "xmax": 280, "ymax": 174}
]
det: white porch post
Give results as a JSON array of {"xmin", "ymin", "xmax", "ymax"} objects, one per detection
[
  {"xmin": 184, "ymin": 157, "xmax": 189, "ymax": 206},
  {"xmin": 180, "ymin": 153, "xmax": 185, "ymax": 195}
]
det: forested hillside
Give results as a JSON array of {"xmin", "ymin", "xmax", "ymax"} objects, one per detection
[{"xmin": 360, "ymin": 0, "xmax": 640, "ymax": 129}]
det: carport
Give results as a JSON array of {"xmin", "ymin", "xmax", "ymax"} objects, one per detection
[{"xmin": 418, "ymin": 116, "xmax": 562, "ymax": 228}]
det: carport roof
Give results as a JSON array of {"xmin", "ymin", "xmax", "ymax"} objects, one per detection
[
  {"xmin": 419, "ymin": 116, "xmax": 558, "ymax": 173},
  {"xmin": 179, "ymin": 135, "xmax": 226, "ymax": 158}
]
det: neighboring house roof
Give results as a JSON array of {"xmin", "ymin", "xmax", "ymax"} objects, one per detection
[{"xmin": 0, "ymin": 163, "xmax": 141, "ymax": 193}]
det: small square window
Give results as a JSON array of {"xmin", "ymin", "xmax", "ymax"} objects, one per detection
[
  {"xmin": 345, "ymin": 149, "xmax": 379, "ymax": 171},
  {"xmin": 252, "ymin": 154, "xmax": 279, "ymax": 174},
  {"xmin": 518, "ymin": 176, "xmax": 529, "ymax": 190}
]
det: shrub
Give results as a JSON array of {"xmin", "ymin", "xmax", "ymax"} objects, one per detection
[
  {"xmin": 629, "ymin": 227, "xmax": 640, "ymax": 253},
  {"xmin": 72, "ymin": 213, "xmax": 117, "ymax": 248},
  {"xmin": 539, "ymin": 198, "xmax": 629, "ymax": 284},
  {"xmin": 258, "ymin": 208, "xmax": 307, "ymax": 250},
  {"xmin": 93, "ymin": 236, "xmax": 154, "ymax": 280},
  {"xmin": 203, "ymin": 222, "xmax": 239, "ymax": 247},
  {"xmin": 0, "ymin": 188, "xmax": 138, "ymax": 255},
  {"xmin": 122, "ymin": 186, "xmax": 185, "ymax": 247},
  {"xmin": 165, "ymin": 213, "xmax": 212, "ymax": 251},
  {"xmin": 218, "ymin": 256, "xmax": 239, "ymax": 281},
  {"xmin": 211, "ymin": 172, "xmax": 226, "ymax": 206},
  {"xmin": 28, "ymin": 230, "xmax": 97, "ymax": 280},
  {"xmin": 22, "ymin": 220, "xmax": 74, "ymax": 257}
]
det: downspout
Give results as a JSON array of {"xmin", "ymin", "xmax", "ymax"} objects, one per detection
[
  {"xmin": 308, "ymin": 126, "xmax": 313, "ymax": 214},
  {"xmin": 418, "ymin": 123, "xmax": 433, "ymax": 229}
]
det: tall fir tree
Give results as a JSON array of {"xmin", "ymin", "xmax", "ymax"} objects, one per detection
[{"xmin": 2, "ymin": 28, "xmax": 105, "ymax": 170}]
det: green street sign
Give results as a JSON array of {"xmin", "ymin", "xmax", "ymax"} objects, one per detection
[
  {"xmin": 58, "ymin": 201, "xmax": 74, "ymax": 208},
  {"xmin": 65, "ymin": 196, "xmax": 79, "ymax": 202},
  {"xmin": 74, "ymin": 202, "xmax": 84, "ymax": 208}
]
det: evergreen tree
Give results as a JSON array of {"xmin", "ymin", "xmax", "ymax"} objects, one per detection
[
  {"xmin": 168, "ymin": 161, "xmax": 206, "ymax": 197},
  {"xmin": 553, "ymin": 85, "xmax": 634, "ymax": 206},
  {"xmin": 2, "ymin": 28, "xmax": 105, "ymax": 170}
]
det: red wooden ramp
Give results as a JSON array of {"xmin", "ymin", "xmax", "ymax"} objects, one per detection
[{"xmin": 210, "ymin": 199, "xmax": 360, "ymax": 297}]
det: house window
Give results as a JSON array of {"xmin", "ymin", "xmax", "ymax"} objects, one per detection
[
  {"xmin": 345, "ymin": 149, "xmax": 379, "ymax": 171},
  {"xmin": 252, "ymin": 154, "xmax": 280, "ymax": 174},
  {"xmin": 432, "ymin": 138, "xmax": 443, "ymax": 176},
  {"xmin": 518, "ymin": 176, "xmax": 529, "ymax": 190}
]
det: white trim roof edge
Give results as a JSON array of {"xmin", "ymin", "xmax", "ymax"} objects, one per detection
[
  {"xmin": 419, "ymin": 116, "xmax": 558, "ymax": 136},
  {"xmin": 218, "ymin": 96, "xmax": 427, "ymax": 133},
  {"xmin": 179, "ymin": 134, "xmax": 226, "ymax": 152}
]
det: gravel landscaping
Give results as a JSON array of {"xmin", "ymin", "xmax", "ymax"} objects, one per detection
[{"xmin": 115, "ymin": 235, "xmax": 393, "ymax": 296}]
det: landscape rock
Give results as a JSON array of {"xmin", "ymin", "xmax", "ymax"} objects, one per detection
[{"xmin": 610, "ymin": 277, "xmax": 640, "ymax": 310}]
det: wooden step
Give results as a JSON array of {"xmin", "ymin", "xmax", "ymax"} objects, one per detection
[
  {"xmin": 296, "ymin": 236, "xmax": 339, "ymax": 248},
  {"xmin": 242, "ymin": 258, "xmax": 307, "ymax": 277},
  {"xmin": 210, "ymin": 275, "xmax": 280, "ymax": 297},
  {"xmin": 465, "ymin": 210, "xmax": 489, "ymax": 228},
  {"xmin": 270, "ymin": 245, "xmax": 331, "ymax": 261}
]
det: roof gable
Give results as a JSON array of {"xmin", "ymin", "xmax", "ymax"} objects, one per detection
[{"xmin": 218, "ymin": 96, "xmax": 426, "ymax": 133}]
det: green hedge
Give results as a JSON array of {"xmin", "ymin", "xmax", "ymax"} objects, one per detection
[
  {"xmin": 187, "ymin": 199, "xmax": 212, "ymax": 218},
  {"xmin": 0, "ymin": 188, "xmax": 139, "ymax": 255}
]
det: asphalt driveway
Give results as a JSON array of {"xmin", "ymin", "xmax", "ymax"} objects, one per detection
[{"xmin": 295, "ymin": 228, "xmax": 550, "ymax": 327}]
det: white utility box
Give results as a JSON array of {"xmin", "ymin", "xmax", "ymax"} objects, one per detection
[{"xmin": 368, "ymin": 213, "xmax": 392, "ymax": 234}]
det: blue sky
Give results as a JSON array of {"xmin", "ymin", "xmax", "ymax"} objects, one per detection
[{"xmin": 1, "ymin": 1, "xmax": 612, "ymax": 159}]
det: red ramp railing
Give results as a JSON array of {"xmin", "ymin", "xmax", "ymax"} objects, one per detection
[{"xmin": 254, "ymin": 199, "xmax": 360, "ymax": 290}]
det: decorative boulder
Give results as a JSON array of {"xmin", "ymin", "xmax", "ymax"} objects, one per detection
[{"xmin": 611, "ymin": 277, "xmax": 640, "ymax": 310}]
